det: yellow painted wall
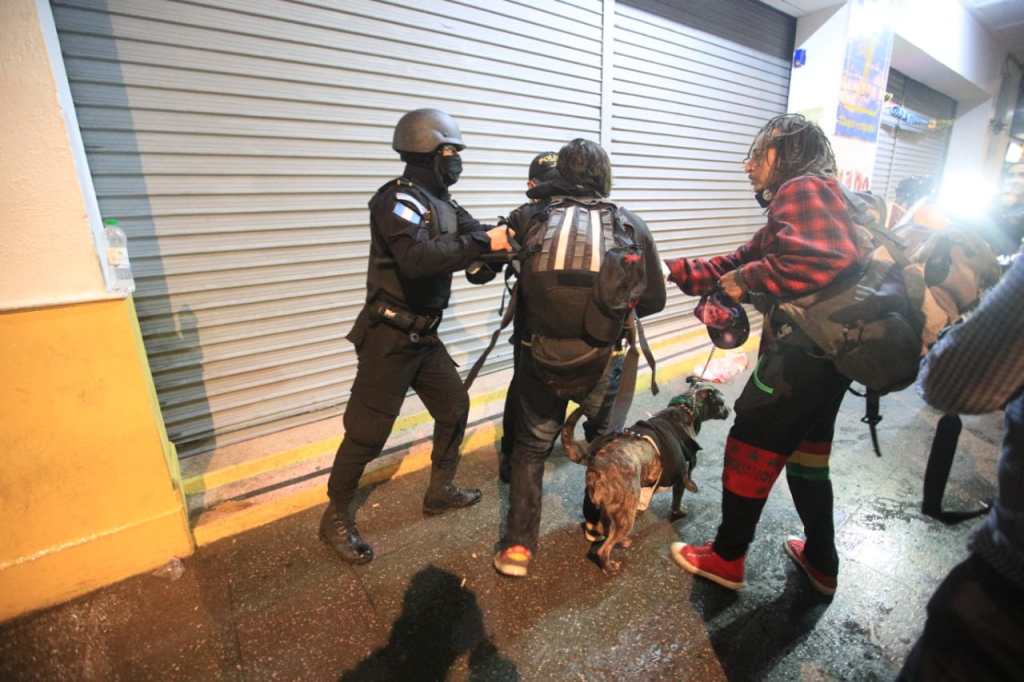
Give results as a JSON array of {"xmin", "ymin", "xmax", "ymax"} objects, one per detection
[
  {"xmin": 0, "ymin": 298, "xmax": 193, "ymax": 622},
  {"xmin": 0, "ymin": 0, "xmax": 111, "ymax": 308}
]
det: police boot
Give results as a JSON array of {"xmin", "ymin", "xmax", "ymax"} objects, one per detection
[
  {"xmin": 422, "ymin": 467, "xmax": 482, "ymax": 515},
  {"xmin": 319, "ymin": 501, "xmax": 374, "ymax": 564}
]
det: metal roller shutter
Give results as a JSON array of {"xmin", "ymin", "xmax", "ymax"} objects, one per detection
[
  {"xmin": 53, "ymin": 0, "xmax": 604, "ymax": 458},
  {"xmin": 872, "ymin": 123, "xmax": 897, "ymax": 201},
  {"xmin": 872, "ymin": 69, "xmax": 956, "ymax": 203},
  {"xmin": 52, "ymin": 0, "xmax": 793, "ymax": 463},
  {"xmin": 611, "ymin": 0, "xmax": 794, "ymax": 349}
]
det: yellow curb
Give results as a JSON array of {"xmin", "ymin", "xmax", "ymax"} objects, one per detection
[
  {"xmin": 182, "ymin": 327, "xmax": 718, "ymax": 498},
  {"xmin": 192, "ymin": 420, "xmax": 502, "ymax": 546},
  {"xmin": 189, "ymin": 336, "xmax": 757, "ymax": 547}
]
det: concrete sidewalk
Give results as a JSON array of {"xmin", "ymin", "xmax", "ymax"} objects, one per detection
[{"xmin": 0, "ymin": 370, "xmax": 1001, "ymax": 681}]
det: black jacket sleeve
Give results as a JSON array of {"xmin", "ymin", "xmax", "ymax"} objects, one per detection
[
  {"xmin": 504, "ymin": 202, "xmax": 538, "ymax": 236},
  {"xmin": 375, "ymin": 188, "xmax": 490, "ymax": 279},
  {"xmin": 454, "ymin": 199, "xmax": 493, "ymax": 236},
  {"xmin": 621, "ymin": 207, "xmax": 667, "ymax": 318}
]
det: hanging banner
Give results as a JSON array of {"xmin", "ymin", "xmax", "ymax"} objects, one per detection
[{"xmin": 835, "ymin": 0, "xmax": 893, "ymax": 142}]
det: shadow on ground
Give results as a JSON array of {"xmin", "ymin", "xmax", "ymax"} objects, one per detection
[
  {"xmin": 0, "ymin": 372, "xmax": 1001, "ymax": 680},
  {"xmin": 339, "ymin": 566, "xmax": 517, "ymax": 681}
]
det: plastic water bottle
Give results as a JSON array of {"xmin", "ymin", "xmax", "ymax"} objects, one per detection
[{"xmin": 103, "ymin": 218, "xmax": 135, "ymax": 294}]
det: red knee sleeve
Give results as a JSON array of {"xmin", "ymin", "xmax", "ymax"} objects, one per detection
[{"xmin": 722, "ymin": 436, "xmax": 787, "ymax": 500}]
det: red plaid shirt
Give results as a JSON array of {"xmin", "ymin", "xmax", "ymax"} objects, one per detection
[{"xmin": 665, "ymin": 176, "xmax": 859, "ymax": 300}]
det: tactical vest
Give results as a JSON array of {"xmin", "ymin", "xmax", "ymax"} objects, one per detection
[{"xmin": 365, "ymin": 177, "xmax": 458, "ymax": 313}]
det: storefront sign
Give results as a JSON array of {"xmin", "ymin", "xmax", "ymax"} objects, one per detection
[{"xmin": 882, "ymin": 102, "xmax": 943, "ymax": 133}]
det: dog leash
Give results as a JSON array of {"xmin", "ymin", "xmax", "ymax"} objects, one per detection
[{"xmin": 698, "ymin": 346, "xmax": 716, "ymax": 380}]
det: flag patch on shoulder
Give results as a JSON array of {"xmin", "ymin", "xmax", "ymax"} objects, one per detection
[{"xmin": 393, "ymin": 201, "xmax": 422, "ymax": 225}]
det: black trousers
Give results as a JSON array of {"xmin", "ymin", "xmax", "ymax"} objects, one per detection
[
  {"xmin": 501, "ymin": 345, "xmax": 622, "ymax": 457},
  {"xmin": 899, "ymin": 553, "xmax": 1024, "ymax": 681},
  {"xmin": 327, "ymin": 322, "xmax": 469, "ymax": 514},
  {"xmin": 713, "ymin": 332, "xmax": 850, "ymax": 575},
  {"xmin": 503, "ymin": 351, "xmax": 619, "ymax": 553}
]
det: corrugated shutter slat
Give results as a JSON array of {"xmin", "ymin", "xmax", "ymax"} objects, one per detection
[
  {"xmin": 54, "ymin": 0, "xmax": 791, "ymax": 460},
  {"xmin": 611, "ymin": 0, "xmax": 791, "ymax": 349}
]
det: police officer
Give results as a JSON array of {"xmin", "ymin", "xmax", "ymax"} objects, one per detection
[{"xmin": 320, "ymin": 108, "xmax": 515, "ymax": 564}]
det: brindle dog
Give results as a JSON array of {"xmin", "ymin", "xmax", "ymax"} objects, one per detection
[{"xmin": 562, "ymin": 377, "xmax": 730, "ymax": 574}]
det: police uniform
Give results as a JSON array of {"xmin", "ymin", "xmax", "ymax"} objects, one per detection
[{"xmin": 321, "ymin": 161, "xmax": 491, "ymax": 562}]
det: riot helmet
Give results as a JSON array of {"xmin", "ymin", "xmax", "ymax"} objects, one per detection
[{"xmin": 392, "ymin": 108, "xmax": 465, "ymax": 154}]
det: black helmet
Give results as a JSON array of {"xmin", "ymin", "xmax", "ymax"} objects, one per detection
[
  {"xmin": 392, "ymin": 108, "xmax": 465, "ymax": 154},
  {"xmin": 694, "ymin": 291, "xmax": 750, "ymax": 350}
]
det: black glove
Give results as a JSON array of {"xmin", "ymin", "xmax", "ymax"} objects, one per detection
[{"xmin": 466, "ymin": 261, "xmax": 498, "ymax": 285}]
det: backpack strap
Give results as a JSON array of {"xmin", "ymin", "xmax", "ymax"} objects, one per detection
[
  {"xmin": 603, "ymin": 312, "xmax": 660, "ymax": 432},
  {"xmin": 463, "ymin": 281, "xmax": 517, "ymax": 391},
  {"xmin": 858, "ymin": 388, "xmax": 883, "ymax": 457},
  {"xmin": 922, "ymin": 414, "xmax": 992, "ymax": 523},
  {"xmin": 839, "ymin": 185, "xmax": 911, "ymax": 268},
  {"xmin": 634, "ymin": 313, "xmax": 658, "ymax": 395}
]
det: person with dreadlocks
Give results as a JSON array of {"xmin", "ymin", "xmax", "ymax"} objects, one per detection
[{"xmin": 663, "ymin": 114, "xmax": 862, "ymax": 595}]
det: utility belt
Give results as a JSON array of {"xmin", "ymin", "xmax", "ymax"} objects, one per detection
[{"xmin": 368, "ymin": 301, "xmax": 441, "ymax": 343}]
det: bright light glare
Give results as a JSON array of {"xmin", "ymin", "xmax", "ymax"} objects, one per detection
[
  {"xmin": 1007, "ymin": 142, "xmax": 1022, "ymax": 164},
  {"xmin": 936, "ymin": 173, "xmax": 998, "ymax": 221}
]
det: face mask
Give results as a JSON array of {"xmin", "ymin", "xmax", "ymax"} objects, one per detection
[{"xmin": 434, "ymin": 153, "xmax": 462, "ymax": 187}]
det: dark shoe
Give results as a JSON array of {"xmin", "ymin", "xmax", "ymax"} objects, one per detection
[
  {"xmin": 423, "ymin": 484, "xmax": 482, "ymax": 515},
  {"xmin": 318, "ymin": 503, "xmax": 373, "ymax": 564}
]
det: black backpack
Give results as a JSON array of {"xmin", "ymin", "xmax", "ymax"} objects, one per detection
[
  {"xmin": 518, "ymin": 198, "xmax": 648, "ymax": 401},
  {"xmin": 465, "ymin": 198, "xmax": 657, "ymax": 424}
]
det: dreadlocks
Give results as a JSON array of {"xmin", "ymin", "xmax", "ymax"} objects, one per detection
[{"xmin": 748, "ymin": 114, "xmax": 836, "ymax": 193}]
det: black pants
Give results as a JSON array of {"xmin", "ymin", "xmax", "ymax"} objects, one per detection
[
  {"xmin": 499, "ymin": 343, "xmax": 522, "ymax": 459},
  {"xmin": 899, "ymin": 553, "xmax": 1024, "ymax": 681},
  {"xmin": 327, "ymin": 322, "xmax": 469, "ymax": 515},
  {"xmin": 503, "ymin": 351, "xmax": 618, "ymax": 553},
  {"xmin": 501, "ymin": 345, "xmax": 623, "ymax": 457},
  {"xmin": 713, "ymin": 333, "xmax": 850, "ymax": 575}
]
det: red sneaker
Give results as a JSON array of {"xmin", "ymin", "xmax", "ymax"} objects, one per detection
[
  {"xmin": 670, "ymin": 541, "xmax": 745, "ymax": 590},
  {"xmin": 784, "ymin": 537, "xmax": 837, "ymax": 596},
  {"xmin": 494, "ymin": 545, "xmax": 532, "ymax": 577}
]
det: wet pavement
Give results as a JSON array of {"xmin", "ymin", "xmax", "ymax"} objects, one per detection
[{"xmin": 0, "ymin": 369, "xmax": 1002, "ymax": 681}]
